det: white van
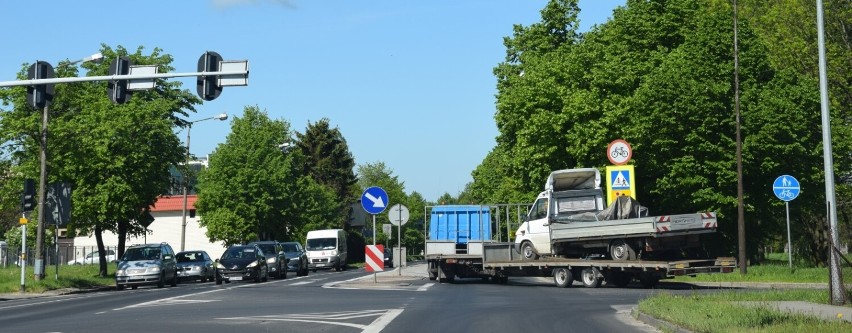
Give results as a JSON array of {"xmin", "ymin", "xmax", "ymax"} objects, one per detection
[{"xmin": 305, "ymin": 229, "xmax": 347, "ymax": 271}]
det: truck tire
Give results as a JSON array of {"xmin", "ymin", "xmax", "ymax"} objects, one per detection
[
  {"xmin": 553, "ymin": 268, "xmax": 574, "ymax": 288},
  {"xmin": 428, "ymin": 264, "xmax": 438, "ymax": 281},
  {"xmin": 609, "ymin": 239, "xmax": 636, "ymax": 261},
  {"xmin": 521, "ymin": 242, "xmax": 540, "ymax": 260},
  {"xmin": 580, "ymin": 267, "xmax": 603, "ymax": 288}
]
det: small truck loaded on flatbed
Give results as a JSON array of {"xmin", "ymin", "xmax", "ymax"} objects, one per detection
[{"xmin": 424, "ymin": 168, "xmax": 736, "ymax": 288}]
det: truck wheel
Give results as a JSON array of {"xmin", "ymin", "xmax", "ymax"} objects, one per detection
[
  {"xmin": 553, "ymin": 268, "xmax": 574, "ymax": 288},
  {"xmin": 609, "ymin": 239, "xmax": 636, "ymax": 260},
  {"xmin": 580, "ymin": 267, "xmax": 603, "ymax": 288},
  {"xmin": 521, "ymin": 242, "xmax": 540, "ymax": 260},
  {"xmin": 427, "ymin": 262, "xmax": 438, "ymax": 281}
]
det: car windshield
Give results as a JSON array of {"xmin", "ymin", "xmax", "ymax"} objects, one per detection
[
  {"xmin": 306, "ymin": 238, "xmax": 336, "ymax": 251},
  {"xmin": 223, "ymin": 247, "xmax": 255, "ymax": 259},
  {"xmin": 123, "ymin": 248, "xmax": 160, "ymax": 261},
  {"xmin": 177, "ymin": 252, "xmax": 199, "ymax": 262},
  {"xmin": 282, "ymin": 243, "xmax": 299, "ymax": 252},
  {"xmin": 256, "ymin": 244, "xmax": 276, "ymax": 255}
]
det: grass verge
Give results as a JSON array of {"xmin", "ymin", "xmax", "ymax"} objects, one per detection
[
  {"xmin": 0, "ymin": 265, "xmax": 114, "ymax": 294},
  {"xmin": 638, "ymin": 290, "xmax": 852, "ymax": 333}
]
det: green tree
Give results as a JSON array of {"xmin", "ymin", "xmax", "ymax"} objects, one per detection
[
  {"xmin": 294, "ymin": 118, "xmax": 357, "ymax": 228},
  {"xmin": 0, "ymin": 45, "xmax": 197, "ymax": 276},
  {"xmin": 477, "ymin": 0, "xmax": 847, "ymax": 265},
  {"xmin": 196, "ymin": 106, "xmax": 300, "ymax": 244}
]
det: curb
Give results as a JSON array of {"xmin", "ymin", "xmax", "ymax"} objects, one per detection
[{"xmin": 631, "ymin": 307, "xmax": 693, "ymax": 333}]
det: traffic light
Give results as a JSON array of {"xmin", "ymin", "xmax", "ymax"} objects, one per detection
[
  {"xmin": 26, "ymin": 61, "xmax": 55, "ymax": 109},
  {"xmin": 197, "ymin": 51, "xmax": 223, "ymax": 101},
  {"xmin": 108, "ymin": 56, "xmax": 133, "ymax": 104},
  {"xmin": 21, "ymin": 179, "xmax": 36, "ymax": 212}
]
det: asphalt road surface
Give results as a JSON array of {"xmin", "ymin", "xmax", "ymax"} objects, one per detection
[{"xmin": 0, "ymin": 266, "xmax": 683, "ymax": 333}]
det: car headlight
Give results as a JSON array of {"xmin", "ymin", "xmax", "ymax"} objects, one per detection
[
  {"xmin": 148, "ymin": 266, "xmax": 161, "ymax": 274},
  {"xmin": 216, "ymin": 263, "xmax": 225, "ymax": 269},
  {"xmin": 247, "ymin": 261, "xmax": 258, "ymax": 268},
  {"xmin": 329, "ymin": 250, "xmax": 337, "ymax": 256},
  {"xmin": 116, "ymin": 269, "xmax": 125, "ymax": 275},
  {"xmin": 266, "ymin": 258, "xmax": 277, "ymax": 264}
]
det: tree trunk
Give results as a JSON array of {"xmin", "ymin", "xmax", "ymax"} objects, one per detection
[
  {"xmin": 95, "ymin": 225, "xmax": 107, "ymax": 277},
  {"xmin": 117, "ymin": 220, "xmax": 127, "ymax": 259}
]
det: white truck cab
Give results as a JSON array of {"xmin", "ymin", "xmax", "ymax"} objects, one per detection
[{"xmin": 515, "ymin": 168, "xmax": 605, "ymax": 259}]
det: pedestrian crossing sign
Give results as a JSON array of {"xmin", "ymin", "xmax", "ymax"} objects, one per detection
[{"xmin": 605, "ymin": 165, "xmax": 636, "ymax": 205}]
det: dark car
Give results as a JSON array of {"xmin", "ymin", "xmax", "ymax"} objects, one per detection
[
  {"xmin": 115, "ymin": 243, "xmax": 178, "ymax": 290},
  {"xmin": 281, "ymin": 241, "xmax": 309, "ymax": 276},
  {"xmin": 248, "ymin": 241, "xmax": 287, "ymax": 279},
  {"xmin": 176, "ymin": 250, "xmax": 215, "ymax": 282},
  {"xmin": 215, "ymin": 245, "xmax": 269, "ymax": 284},
  {"xmin": 384, "ymin": 247, "xmax": 394, "ymax": 268}
]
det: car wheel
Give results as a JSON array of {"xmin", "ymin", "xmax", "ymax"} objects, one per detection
[
  {"xmin": 116, "ymin": 284, "xmax": 125, "ymax": 291},
  {"xmin": 216, "ymin": 276, "xmax": 222, "ymax": 285},
  {"xmin": 157, "ymin": 272, "xmax": 165, "ymax": 288},
  {"xmin": 281, "ymin": 264, "xmax": 287, "ymax": 279},
  {"xmin": 131, "ymin": 285, "xmax": 138, "ymax": 290},
  {"xmin": 171, "ymin": 272, "xmax": 178, "ymax": 287}
]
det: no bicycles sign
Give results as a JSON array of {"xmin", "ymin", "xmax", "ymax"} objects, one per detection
[{"xmin": 607, "ymin": 139, "xmax": 632, "ymax": 165}]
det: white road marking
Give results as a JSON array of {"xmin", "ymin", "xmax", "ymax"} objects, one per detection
[
  {"xmin": 363, "ymin": 309, "xmax": 404, "ymax": 333},
  {"xmin": 216, "ymin": 309, "xmax": 405, "ymax": 332}
]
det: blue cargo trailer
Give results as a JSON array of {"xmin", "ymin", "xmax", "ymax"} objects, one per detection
[{"xmin": 429, "ymin": 205, "xmax": 491, "ymax": 244}]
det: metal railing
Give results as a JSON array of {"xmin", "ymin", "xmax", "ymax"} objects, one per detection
[{"xmin": 1, "ymin": 245, "xmax": 120, "ymax": 268}]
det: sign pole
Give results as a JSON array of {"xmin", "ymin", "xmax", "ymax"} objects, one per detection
[
  {"xmin": 398, "ymin": 208, "xmax": 402, "ymax": 276},
  {"xmin": 786, "ymin": 201, "xmax": 792, "ymax": 268},
  {"xmin": 20, "ymin": 219, "xmax": 26, "ymax": 293}
]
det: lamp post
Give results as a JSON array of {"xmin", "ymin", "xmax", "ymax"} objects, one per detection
[
  {"xmin": 180, "ymin": 113, "xmax": 228, "ymax": 252},
  {"xmin": 33, "ymin": 52, "xmax": 104, "ymax": 281}
]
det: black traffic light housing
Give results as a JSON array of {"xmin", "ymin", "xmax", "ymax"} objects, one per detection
[
  {"xmin": 21, "ymin": 179, "xmax": 36, "ymax": 212},
  {"xmin": 197, "ymin": 51, "xmax": 223, "ymax": 101},
  {"xmin": 108, "ymin": 56, "xmax": 133, "ymax": 104},
  {"xmin": 26, "ymin": 61, "xmax": 55, "ymax": 109}
]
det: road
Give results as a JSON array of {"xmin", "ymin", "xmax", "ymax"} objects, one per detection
[{"xmin": 0, "ymin": 265, "xmax": 685, "ymax": 333}]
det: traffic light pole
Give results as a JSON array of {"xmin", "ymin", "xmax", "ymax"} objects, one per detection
[{"xmin": 34, "ymin": 105, "xmax": 49, "ymax": 280}]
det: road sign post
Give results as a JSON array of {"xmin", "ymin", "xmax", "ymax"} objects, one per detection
[
  {"xmin": 361, "ymin": 187, "xmax": 388, "ymax": 246},
  {"xmin": 773, "ymin": 175, "xmax": 800, "ymax": 268},
  {"xmin": 388, "ymin": 204, "xmax": 409, "ymax": 275}
]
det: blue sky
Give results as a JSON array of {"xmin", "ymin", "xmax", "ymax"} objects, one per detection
[{"xmin": 1, "ymin": 0, "xmax": 623, "ymax": 202}]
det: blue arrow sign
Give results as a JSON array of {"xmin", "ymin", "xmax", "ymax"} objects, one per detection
[
  {"xmin": 361, "ymin": 186, "xmax": 388, "ymax": 215},
  {"xmin": 773, "ymin": 175, "xmax": 800, "ymax": 202}
]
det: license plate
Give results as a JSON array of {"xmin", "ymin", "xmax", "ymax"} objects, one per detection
[{"xmin": 230, "ymin": 276, "xmax": 242, "ymax": 281}]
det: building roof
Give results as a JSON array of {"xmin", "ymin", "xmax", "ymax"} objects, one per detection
[{"xmin": 151, "ymin": 195, "xmax": 197, "ymax": 212}]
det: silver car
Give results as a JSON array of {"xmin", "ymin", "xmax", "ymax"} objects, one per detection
[
  {"xmin": 176, "ymin": 250, "xmax": 215, "ymax": 282},
  {"xmin": 115, "ymin": 243, "xmax": 178, "ymax": 290}
]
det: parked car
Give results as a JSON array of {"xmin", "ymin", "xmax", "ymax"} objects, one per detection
[
  {"xmin": 280, "ymin": 241, "xmax": 309, "ymax": 276},
  {"xmin": 176, "ymin": 250, "xmax": 215, "ymax": 282},
  {"xmin": 384, "ymin": 247, "xmax": 394, "ymax": 268},
  {"xmin": 67, "ymin": 250, "xmax": 117, "ymax": 265},
  {"xmin": 115, "ymin": 243, "xmax": 178, "ymax": 290},
  {"xmin": 248, "ymin": 241, "xmax": 287, "ymax": 279},
  {"xmin": 215, "ymin": 244, "xmax": 269, "ymax": 284}
]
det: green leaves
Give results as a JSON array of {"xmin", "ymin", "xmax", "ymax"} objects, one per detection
[{"xmin": 472, "ymin": 0, "xmax": 850, "ymax": 264}]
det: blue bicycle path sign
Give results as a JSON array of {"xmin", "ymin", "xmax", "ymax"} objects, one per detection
[
  {"xmin": 361, "ymin": 186, "xmax": 389, "ymax": 215},
  {"xmin": 773, "ymin": 175, "xmax": 800, "ymax": 202}
]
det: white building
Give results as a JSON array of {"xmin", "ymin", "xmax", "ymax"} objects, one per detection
[{"xmin": 71, "ymin": 195, "xmax": 227, "ymax": 258}]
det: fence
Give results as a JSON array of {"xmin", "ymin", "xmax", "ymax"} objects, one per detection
[{"xmin": 0, "ymin": 244, "xmax": 120, "ymax": 268}]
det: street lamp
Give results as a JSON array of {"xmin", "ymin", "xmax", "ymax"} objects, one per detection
[
  {"xmin": 180, "ymin": 113, "xmax": 228, "ymax": 252},
  {"xmin": 33, "ymin": 52, "xmax": 105, "ymax": 281}
]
